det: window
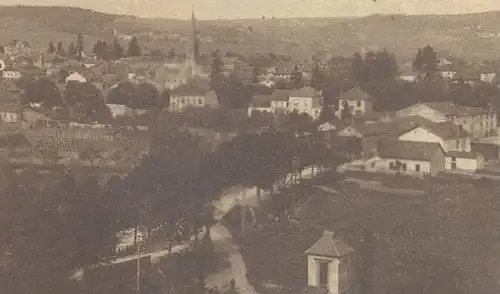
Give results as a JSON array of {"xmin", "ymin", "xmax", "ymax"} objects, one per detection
[
  {"xmin": 357, "ymin": 101, "xmax": 361, "ymax": 107},
  {"xmin": 415, "ymin": 164, "xmax": 420, "ymax": 172},
  {"xmin": 456, "ymin": 140, "xmax": 460, "ymax": 149},
  {"xmin": 402, "ymin": 163, "xmax": 407, "ymax": 171},
  {"xmin": 371, "ymin": 162, "xmax": 376, "ymax": 168},
  {"xmin": 198, "ymin": 98, "xmax": 203, "ymax": 105},
  {"xmin": 389, "ymin": 162, "xmax": 394, "ymax": 169}
]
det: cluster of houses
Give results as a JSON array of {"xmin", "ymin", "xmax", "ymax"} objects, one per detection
[{"xmin": 316, "ymin": 87, "xmax": 498, "ymax": 176}]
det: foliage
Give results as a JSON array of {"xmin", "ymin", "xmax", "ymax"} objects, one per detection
[
  {"xmin": 79, "ymin": 143, "xmax": 102, "ymax": 167},
  {"xmin": 47, "ymin": 41, "xmax": 55, "ymax": 54},
  {"xmin": 351, "ymin": 50, "xmax": 398, "ymax": 82},
  {"xmin": 67, "ymin": 41, "xmax": 77, "ymax": 58},
  {"xmin": 63, "ymin": 82, "xmax": 112, "ymax": 123},
  {"xmin": 23, "ymin": 78, "xmax": 62, "ymax": 109},
  {"xmin": 56, "ymin": 41, "xmax": 65, "ymax": 55},
  {"xmin": 127, "ymin": 36, "xmax": 141, "ymax": 57},
  {"xmin": 106, "ymin": 81, "xmax": 159, "ymax": 109},
  {"xmin": 290, "ymin": 65, "xmax": 304, "ymax": 89}
]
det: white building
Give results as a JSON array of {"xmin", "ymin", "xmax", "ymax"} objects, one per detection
[{"xmin": 288, "ymin": 86, "xmax": 323, "ymax": 120}]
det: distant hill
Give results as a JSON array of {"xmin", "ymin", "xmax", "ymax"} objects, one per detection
[{"xmin": 1, "ymin": 6, "xmax": 500, "ymax": 64}]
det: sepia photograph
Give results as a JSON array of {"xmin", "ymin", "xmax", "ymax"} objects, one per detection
[{"xmin": 1, "ymin": 0, "xmax": 500, "ymax": 293}]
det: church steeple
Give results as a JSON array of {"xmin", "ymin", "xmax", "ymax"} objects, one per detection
[{"xmin": 191, "ymin": 4, "xmax": 199, "ymax": 63}]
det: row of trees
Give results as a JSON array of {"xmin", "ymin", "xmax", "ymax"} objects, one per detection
[
  {"xmin": 107, "ymin": 81, "xmax": 170, "ymax": 110},
  {"xmin": 48, "ymin": 34, "xmax": 141, "ymax": 61}
]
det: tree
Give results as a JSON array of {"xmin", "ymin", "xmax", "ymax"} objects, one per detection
[
  {"xmin": 413, "ymin": 49, "xmax": 423, "ymax": 72},
  {"xmin": 133, "ymin": 83, "xmax": 159, "ymax": 109},
  {"xmin": 79, "ymin": 144, "xmax": 102, "ymax": 167},
  {"xmin": 47, "ymin": 41, "xmax": 56, "ymax": 54},
  {"xmin": 64, "ymin": 82, "xmax": 112, "ymax": 123},
  {"xmin": 56, "ymin": 41, "xmax": 65, "ymax": 55},
  {"xmin": 111, "ymin": 39, "xmax": 124, "ymax": 60},
  {"xmin": 24, "ymin": 78, "xmax": 62, "ymax": 109},
  {"xmin": 106, "ymin": 81, "xmax": 137, "ymax": 106},
  {"xmin": 3, "ymin": 133, "xmax": 31, "ymax": 158},
  {"xmin": 67, "ymin": 41, "xmax": 77, "ymax": 58},
  {"xmin": 126, "ymin": 36, "xmax": 141, "ymax": 57},
  {"xmin": 76, "ymin": 33, "xmax": 84, "ymax": 52},
  {"xmin": 352, "ymin": 52, "xmax": 365, "ymax": 81},
  {"xmin": 290, "ymin": 65, "xmax": 304, "ymax": 89},
  {"xmin": 421, "ymin": 45, "xmax": 437, "ymax": 73}
]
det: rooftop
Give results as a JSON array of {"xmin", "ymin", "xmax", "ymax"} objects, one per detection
[
  {"xmin": 304, "ymin": 230, "xmax": 355, "ymax": 258},
  {"xmin": 170, "ymin": 82, "xmax": 210, "ymax": 97},
  {"xmin": 291, "ymin": 86, "xmax": 322, "ymax": 98},
  {"xmin": 446, "ymin": 151, "xmax": 481, "ymax": 159},
  {"xmin": 377, "ymin": 139, "xmax": 443, "ymax": 161},
  {"xmin": 422, "ymin": 101, "xmax": 490, "ymax": 116},
  {"xmin": 338, "ymin": 86, "xmax": 373, "ymax": 101}
]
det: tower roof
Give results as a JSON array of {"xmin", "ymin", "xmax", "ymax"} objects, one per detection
[{"xmin": 305, "ymin": 231, "xmax": 355, "ymax": 258}]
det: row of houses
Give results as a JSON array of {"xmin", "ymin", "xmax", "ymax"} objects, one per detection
[{"xmin": 319, "ymin": 101, "xmax": 499, "ymax": 176}]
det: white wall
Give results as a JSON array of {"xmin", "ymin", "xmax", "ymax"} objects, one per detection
[
  {"xmin": 307, "ymin": 255, "xmax": 340, "ymax": 293},
  {"xmin": 398, "ymin": 126, "xmax": 471, "ymax": 152},
  {"xmin": 445, "ymin": 156, "xmax": 483, "ymax": 171},
  {"xmin": 365, "ymin": 157, "xmax": 431, "ymax": 175}
]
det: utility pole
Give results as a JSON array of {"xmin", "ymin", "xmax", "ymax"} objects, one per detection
[{"xmin": 136, "ymin": 214, "xmax": 141, "ymax": 294}]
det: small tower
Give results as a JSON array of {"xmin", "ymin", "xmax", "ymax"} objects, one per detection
[{"xmin": 304, "ymin": 230, "xmax": 355, "ymax": 294}]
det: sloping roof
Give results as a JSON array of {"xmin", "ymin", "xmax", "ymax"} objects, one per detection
[
  {"xmin": 338, "ymin": 86, "xmax": 373, "ymax": 101},
  {"xmin": 274, "ymin": 89, "xmax": 293, "ymax": 101},
  {"xmin": 404, "ymin": 121, "xmax": 470, "ymax": 140},
  {"xmin": 422, "ymin": 101, "xmax": 489, "ymax": 116},
  {"xmin": 378, "ymin": 140, "xmax": 443, "ymax": 161},
  {"xmin": 446, "ymin": 151, "xmax": 481, "ymax": 159},
  {"xmin": 291, "ymin": 86, "xmax": 321, "ymax": 98},
  {"xmin": 170, "ymin": 83, "xmax": 210, "ymax": 96},
  {"xmin": 249, "ymin": 94, "xmax": 273, "ymax": 107},
  {"xmin": 358, "ymin": 115, "xmax": 433, "ymax": 138},
  {"xmin": 304, "ymin": 231, "xmax": 355, "ymax": 258}
]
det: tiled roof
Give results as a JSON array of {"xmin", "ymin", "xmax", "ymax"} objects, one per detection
[
  {"xmin": 358, "ymin": 115, "xmax": 433, "ymax": 138},
  {"xmin": 304, "ymin": 231, "xmax": 355, "ymax": 258},
  {"xmin": 422, "ymin": 102, "xmax": 490, "ymax": 116},
  {"xmin": 291, "ymin": 86, "xmax": 321, "ymax": 98},
  {"xmin": 413, "ymin": 121, "xmax": 470, "ymax": 140},
  {"xmin": 446, "ymin": 151, "xmax": 481, "ymax": 159},
  {"xmin": 249, "ymin": 94, "xmax": 273, "ymax": 107},
  {"xmin": 274, "ymin": 89, "xmax": 294, "ymax": 101},
  {"xmin": 338, "ymin": 86, "xmax": 373, "ymax": 101},
  {"xmin": 170, "ymin": 83, "xmax": 209, "ymax": 96},
  {"xmin": 378, "ymin": 139, "xmax": 443, "ymax": 161}
]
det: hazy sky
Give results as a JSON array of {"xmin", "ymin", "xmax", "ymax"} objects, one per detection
[{"xmin": 1, "ymin": 0, "xmax": 500, "ymax": 19}]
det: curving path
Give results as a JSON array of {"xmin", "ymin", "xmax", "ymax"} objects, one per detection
[{"xmin": 205, "ymin": 223, "xmax": 258, "ymax": 294}]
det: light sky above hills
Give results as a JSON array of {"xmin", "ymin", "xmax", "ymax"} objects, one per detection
[{"xmin": 1, "ymin": 0, "xmax": 499, "ymax": 19}]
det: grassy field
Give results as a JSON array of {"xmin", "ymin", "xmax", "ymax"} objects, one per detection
[{"xmin": 226, "ymin": 175, "xmax": 500, "ymax": 294}]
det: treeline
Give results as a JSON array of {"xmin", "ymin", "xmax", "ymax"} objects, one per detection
[
  {"xmin": 20, "ymin": 78, "xmax": 170, "ymax": 124},
  {"xmin": 309, "ymin": 45, "xmax": 500, "ymax": 115},
  {"xmin": 47, "ymin": 33, "xmax": 142, "ymax": 61}
]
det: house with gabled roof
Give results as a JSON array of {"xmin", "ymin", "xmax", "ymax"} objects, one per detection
[
  {"xmin": 247, "ymin": 89, "xmax": 293, "ymax": 117},
  {"xmin": 396, "ymin": 102, "xmax": 497, "ymax": 139},
  {"xmin": 451, "ymin": 67, "xmax": 481, "ymax": 85},
  {"xmin": 397, "ymin": 120, "xmax": 471, "ymax": 152},
  {"xmin": 288, "ymin": 86, "xmax": 323, "ymax": 120},
  {"xmin": 336, "ymin": 87, "xmax": 373, "ymax": 119},
  {"xmin": 169, "ymin": 83, "xmax": 218, "ymax": 112},
  {"xmin": 364, "ymin": 139, "xmax": 446, "ymax": 176}
]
